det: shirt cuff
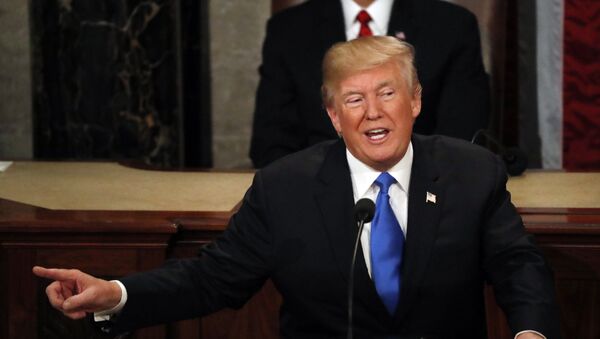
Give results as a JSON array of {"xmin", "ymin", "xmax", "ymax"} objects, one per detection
[
  {"xmin": 515, "ymin": 330, "xmax": 546, "ymax": 339},
  {"xmin": 93, "ymin": 280, "xmax": 128, "ymax": 322}
]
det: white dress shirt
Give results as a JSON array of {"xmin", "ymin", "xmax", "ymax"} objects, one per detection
[
  {"xmin": 94, "ymin": 280, "xmax": 127, "ymax": 321},
  {"xmin": 346, "ymin": 142, "xmax": 413, "ymax": 277},
  {"xmin": 340, "ymin": 0, "xmax": 394, "ymax": 40}
]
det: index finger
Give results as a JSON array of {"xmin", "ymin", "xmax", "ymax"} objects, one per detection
[{"xmin": 32, "ymin": 266, "xmax": 80, "ymax": 281}]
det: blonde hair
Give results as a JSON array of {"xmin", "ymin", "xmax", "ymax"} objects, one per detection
[{"xmin": 321, "ymin": 36, "xmax": 422, "ymax": 106}]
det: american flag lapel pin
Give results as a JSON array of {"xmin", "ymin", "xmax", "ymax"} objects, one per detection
[
  {"xmin": 395, "ymin": 31, "xmax": 406, "ymax": 40},
  {"xmin": 426, "ymin": 191, "xmax": 436, "ymax": 204}
]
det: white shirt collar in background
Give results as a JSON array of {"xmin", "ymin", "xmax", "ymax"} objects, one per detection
[{"xmin": 340, "ymin": 0, "xmax": 394, "ymax": 40}]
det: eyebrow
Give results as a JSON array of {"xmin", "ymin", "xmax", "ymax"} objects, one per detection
[
  {"xmin": 376, "ymin": 80, "xmax": 393, "ymax": 90},
  {"xmin": 340, "ymin": 80, "xmax": 395, "ymax": 98},
  {"xmin": 341, "ymin": 90, "xmax": 363, "ymax": 98}
]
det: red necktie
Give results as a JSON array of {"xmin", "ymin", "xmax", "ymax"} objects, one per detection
[{"xmin": 356, "ymin": 10, "xmax": 373, "ymax": 37}]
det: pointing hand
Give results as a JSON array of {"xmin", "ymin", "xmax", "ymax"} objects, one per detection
[{"xmin": 32, "ymin": 266, "xmax": 121, "ymax": 320}]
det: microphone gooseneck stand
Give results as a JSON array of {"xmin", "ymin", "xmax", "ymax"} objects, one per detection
[{"xmin": 348, "ymin": 198, "xmax": 375, "ymax": 339}]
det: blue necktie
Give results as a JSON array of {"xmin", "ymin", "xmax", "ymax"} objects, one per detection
[{"xmin": 370, "ymin": 172, "xmax": 405, "ymax": 314}]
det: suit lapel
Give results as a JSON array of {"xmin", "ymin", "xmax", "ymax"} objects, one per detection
[
  {"xmin": 387, "ymin": 0, "xmax": 425, "ymax": 45},
  {"xmin": 395, "ymin": 135, "xmax": 444, "ymax": 322},
  {"xmin": 314, "ymin": 139, "xmax": 355, "ymax": 284},
  {"xmin": 314, "ymin": 139, "xmax": 390, "ymax": 321}
]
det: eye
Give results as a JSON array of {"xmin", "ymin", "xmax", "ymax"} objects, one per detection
[
  {"xmin": 380, "ymin": 89, "xmax": 395, "ymax": 100},
  {"xmin": 345, "ymin": 96, "xmax": 363, "ymax": 107}
]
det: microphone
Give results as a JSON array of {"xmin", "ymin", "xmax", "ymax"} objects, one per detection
[
  {"xmin": 348, "ymin": 198, "xmax": 375, "ymax": 339},
  {"xmin": 354, "ymin": 198, "xmax": 376, "ymax": 225},
  {"xmin": 471, "ymin": 129, "xmax": 528, "ymax": 176}
]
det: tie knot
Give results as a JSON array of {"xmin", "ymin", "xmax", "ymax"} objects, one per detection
[
  {"xmin": 375, "ymin": 172, "xmax": 396, "ymax": 194},
  {"xmin": 356, "ymin": 10, "xmax": 372, "ymax": 25}
]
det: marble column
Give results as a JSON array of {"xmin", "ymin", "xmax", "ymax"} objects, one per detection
[
  {"xmin": 0, "ymin": 0, "xmax": 33, "ymax": 159},
  {"xmin": 31, "ymin": 0, "xmax": 184, "ymax": 167},
  {"xmin": 210, "ymin": 0, "xmax": 270, "ymax": 168}
]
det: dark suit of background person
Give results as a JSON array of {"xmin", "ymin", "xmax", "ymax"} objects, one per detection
[
  {"xmin": 105, "ymin": 135, "xmax": 559, "ymax": 338},
  {"xmin": 250, "ymin": 0, "xmax": 491, "ymax": 168}
]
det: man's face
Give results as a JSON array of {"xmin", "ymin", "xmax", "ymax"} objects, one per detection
[{"xmin": 326, "ymin": 61, "xmax": 421, "ymax": 171}]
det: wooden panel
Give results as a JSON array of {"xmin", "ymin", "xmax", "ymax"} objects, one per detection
[
  {"xmin": 2, "ymin": 168, "xmax": 599, "ymax": 338},
  {"xmin": 33, "ymin": 245, "xmax": 170, "ymax": 339},
  {"xmin": 0, "ymin": 200, "xmax": 176, "ymax": 339},
  {"xmin": 543, "ymin": 245, "xmax": 600, "ymax": 279},
  {"xmin": 6, "ymin": 248, "xmax": 38, "ymax": 339},
  {"xmin": 555, "ymin": 279, "xmax": 600, "ymax": 337},
  {"xmin": 37, "ymin": 248, "xmax": 137, "ymax": 275},
  {"xmin": 485, "ymin": 207, "xmax": 600, "ymax": 338}
]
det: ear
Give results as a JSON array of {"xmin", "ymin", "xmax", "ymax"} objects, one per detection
[
  {"xmin": 411, "ymin": 90, "xmax": 422, "ymax": 119},
  {"xmin": 326, "ymin": 105, "xmax": 343, "ymax": 134}
]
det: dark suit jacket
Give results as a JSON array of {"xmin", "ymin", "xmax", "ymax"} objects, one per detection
[
  {"xmin": 111, "ymin": 135, "xmax": 559, "ymax": 338},
  {"xmin": 250, "ymin": 0, "xmax": 491, "ymax": 168}
]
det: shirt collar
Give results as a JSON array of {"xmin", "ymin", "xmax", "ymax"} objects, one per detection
[
  {"xmin": 346, "ymin": 142, "xmax": 413, "ymax": 201},
  {"xmin": 340, "ymin": 0, "xmax": 394, "ymax": 37}
]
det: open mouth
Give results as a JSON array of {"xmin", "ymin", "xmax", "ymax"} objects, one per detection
[{"xmin": 365, "ymin": 128, "xmax": 389, "ymax": 141}]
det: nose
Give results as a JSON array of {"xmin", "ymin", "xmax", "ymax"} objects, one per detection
[{"xmin": 365, "ymin": 98, "xmax": 382, "ymax": 120}]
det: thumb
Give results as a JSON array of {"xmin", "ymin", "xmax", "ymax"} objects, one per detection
[
  {"xmin": 62, "ymin": 288, "xmax": 96, "ymax": 313},
  {"xmin": 61, "ymin": 293, "xmax": 91, "ymax": 320}
]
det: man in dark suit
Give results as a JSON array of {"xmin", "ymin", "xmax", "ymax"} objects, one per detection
[
  {"xmin": 250, "ymin": 0, "xmax": 490, "ymax": 168},
  {"xmin": 34, "ymin": 37, "xmax": 557, "ymax": 338}
]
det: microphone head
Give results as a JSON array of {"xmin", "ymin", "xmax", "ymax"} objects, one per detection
[
  {"xmin": 354, "ymin": 198, "xmax": 375, "ymax": 223},
  {"xmin": 503, "ymin": 147, "xmax": 528, "ymax": 176}
]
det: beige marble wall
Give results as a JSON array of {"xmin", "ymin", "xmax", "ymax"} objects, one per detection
[
  {"xmin": 210, "ymin": 0, "xmax": 270, "ymax": 169},
  {"xmin": 0, "ymin": 0, "xmax": 33, "ymax": 159}
]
